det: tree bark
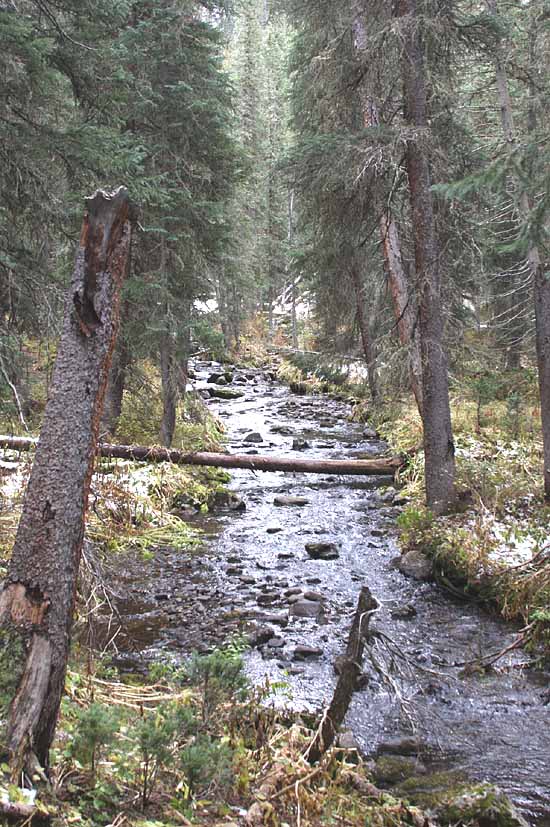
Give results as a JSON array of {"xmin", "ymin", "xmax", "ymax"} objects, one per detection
[
  {"xmin": 351, "ymin": 6, "xmax": 424, "ymax": 417},
  {"xmin": 0, "ymin": 435, "xmax": 403, "ymax": 477},
  {"xmin": 159, "ymin": 236, "xmax": 178, "ymax": 448},
  {"xmin": 288, "ymin": 189, "xmax": 299, "ymax": 350},
  {"xmin": 305, "ymin": 587, "xmax": 377, "ymax": 764},
  {"xmin": 0, "ymin": 188, "xmax": 132, "ymax": 774},
  {"xmin": 395, "ymin": 0, "xmax": 456, "ymax": 514}
]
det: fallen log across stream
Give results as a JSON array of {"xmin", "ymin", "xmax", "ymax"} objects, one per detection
[{"xmin": 0, "ymin": 435, "xmax": 404, "ymax": 476}]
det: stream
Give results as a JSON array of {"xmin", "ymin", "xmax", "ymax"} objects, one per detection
[{"xmin": 108, "ymin": 362, "xmax": 550, "ymax": 825}]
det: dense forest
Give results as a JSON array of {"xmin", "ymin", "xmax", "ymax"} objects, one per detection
[{"xmin": 0, "ymin": 1, "xmax": 549, "ymax": 826}]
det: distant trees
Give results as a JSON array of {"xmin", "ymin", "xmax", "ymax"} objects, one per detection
[
  {"xmin": 1, "ymin": 0, "xmax": 240, "ymax": 446},
  {"xmin": 1, "ymin": 0, "xmax": 549, "ymax": 495}
]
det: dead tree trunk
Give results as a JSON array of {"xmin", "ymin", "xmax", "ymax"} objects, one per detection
[
  {"xmin": 0, "ymin": 188, "xmax": 132, "ymax": 775},
  {"xmin": 0, "ymin": 435, "xmax": 403, "ymax": 477},
  {"xmin": 305, "ymin": 587, "xmax": 377, "ymax": 764}
]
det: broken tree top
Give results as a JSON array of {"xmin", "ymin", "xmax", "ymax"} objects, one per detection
[{"xmin": 0, "ymin": 435, "xmax": 403, "ymax": 477}]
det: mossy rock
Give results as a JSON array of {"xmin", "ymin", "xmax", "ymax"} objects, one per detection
[
  {"xmin": 396, "ymin": 769, "xmax": 469, "ymax": 809},
  {"xmin": 373, "ymin": 755, "xmax": 425, "ymax": 786},
  {"xmin": 436, "ymin": 786, "xmax": 529, "ymax": 827}
]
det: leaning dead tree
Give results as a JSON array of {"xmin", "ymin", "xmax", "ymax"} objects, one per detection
[
  {"xmin": 0, "ymin": 188, "xmax": 132, "ymax": 776},
  {"xmin": 0, "ymin": 436, "xmax": 403, "ymax": 477},
  {"xmin": 305, "ymin": 586, "xmax": 378, "ymax": 764}
]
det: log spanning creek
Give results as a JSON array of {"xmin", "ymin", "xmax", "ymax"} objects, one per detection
[{"xmin": 107, "ymin": 362, "xmax": 550, "ymax": 825}]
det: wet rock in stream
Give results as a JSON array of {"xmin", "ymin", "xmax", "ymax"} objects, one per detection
[
  {"xmin": 274, "ymin": 494, "xmax": 310, "ymax": 506},
  {"xmin": 394, "ymin": 549, "xmax": 433, "ymax": 581},
  {"xmin": 305, "ymin": 541, "xmax": 340, "ymax": 560},
  {"xmin": 289, "ymin": 598, "xmax": 324, "ymax": 619}
]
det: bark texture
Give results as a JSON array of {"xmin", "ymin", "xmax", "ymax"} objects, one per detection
[
  {"xmin": 0, "ymin": 188, "xmax": 132, "ymax": 772},
  {"xmin": 395, "ymin": 0, "xmax": 456, "ymax": 514},
  {"xmin": 159, "ymin": 330, "xmax": 177, "ymax": 447},
  {"xmin": 305, "ymin": 587, "xmax": 377, "ymax": 764},
  {"xmin": 0, "ymin": 435, "xmax": 403, "ymax": 477}
]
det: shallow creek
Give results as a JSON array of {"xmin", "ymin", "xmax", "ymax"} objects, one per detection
[{"xmin": 109, "ymin": 363, "xmax": 550, "ymax": 825}]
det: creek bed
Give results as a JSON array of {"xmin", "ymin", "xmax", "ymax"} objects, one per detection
[{"xmin": 109, "ymin": 362, "xmax": 550, "ymax": 825}]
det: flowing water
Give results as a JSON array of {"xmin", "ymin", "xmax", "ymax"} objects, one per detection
[{"xmin": 107, "ymin": 362, "xmax": 550, "ymax": 825}]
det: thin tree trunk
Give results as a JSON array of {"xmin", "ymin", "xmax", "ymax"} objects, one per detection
[
  {"xmin": 350, "ymin": 265, "xmax": 378, "ymax": 402},
  {"xmin": 395, "ymin": 0, "xmax": 456, "ymax": 514},
  {"xmin": 288, "ymin": 190, "xmax": 299, "ymax": 349},
  {"xmin": 159, "ymin": 237, "xmax": 177, "ymax": 448},
  {"xmin": 160, "ymin": 330, "xmax": 177, "ymax": 448},
  {"xmin": 0, "ymin": 188, "xmax": 132, "ymax": 774},
  {"xmin": 101, "ymin": 327, "xmax": 130, "ymax": 438},
  {"xmin": 0, "ymin": 435, "xmax": 404, "ymax": 477},
  {"xmin": 351, "ymin": 8, "xmax": 424, "ymax": 416},
  {"xmin": 487, "ymin": 0, "xmax": 550, "ymax": 498}
]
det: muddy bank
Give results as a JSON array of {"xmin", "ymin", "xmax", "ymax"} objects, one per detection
[{"xmin": 106, "ymin": 362, "xmax": 550, "ymax": 825}]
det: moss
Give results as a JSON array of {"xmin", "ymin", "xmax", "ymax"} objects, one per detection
[
  {"xmin": 373, "ymin": 755, "xmax": 425, "ymax": 786},
  {"xmin": 395, "ymin": 769, "xmax": 469, "ymax": 810},
  {"xmin": 0, "ymin": 627, "xmax": 26, "ymax": 749},
  {"xmin": 437, "ymin": 786, "xmax": 529, "ymax": 827}
]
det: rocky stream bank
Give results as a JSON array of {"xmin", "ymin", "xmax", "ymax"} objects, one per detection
[{"xmin": 106, "ymin": 362, "xmax": 550, "ymax": 826}]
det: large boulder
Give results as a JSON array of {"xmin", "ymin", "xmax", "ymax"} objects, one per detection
[{"xmin": 208, "ymin": 387, "xmax": 245, "ymax": 400}]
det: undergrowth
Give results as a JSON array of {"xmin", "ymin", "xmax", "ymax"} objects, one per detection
[
  {"xmin": 372, "ymin": 380, "xmax": 550, "ymax": 661},
  {"xmin": 0, "ymin": 647, "xmax": 525, "ymax": 826}
]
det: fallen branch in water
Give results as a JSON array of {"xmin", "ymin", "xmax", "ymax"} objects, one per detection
[
  {"xmin": 304, "ymin": 587, "xmax": 379, "ymax": 764},
  {"xmin": 0, "ymin": 435, "xmax": 404, "ymax": 477}
]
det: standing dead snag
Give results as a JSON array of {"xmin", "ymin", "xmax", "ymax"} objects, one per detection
[{"xmin": 0, "ymin": 188, "xmax": 132, "ymax": 776}]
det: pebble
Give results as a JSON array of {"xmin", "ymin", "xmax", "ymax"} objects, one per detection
[{"xmin": 267, "ymin": 636, "xmax": 285, "ymax": 649}]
